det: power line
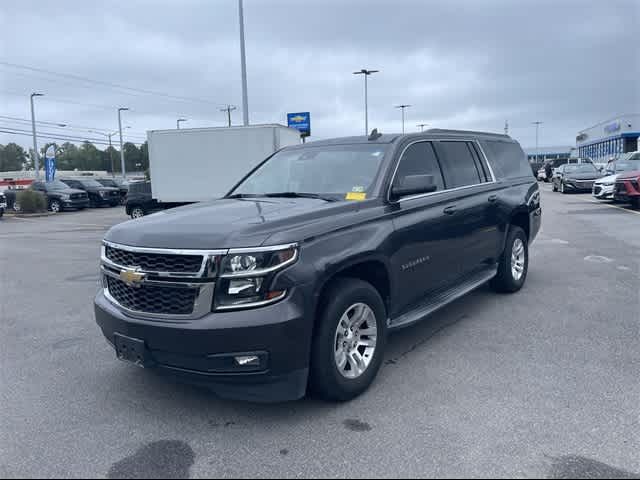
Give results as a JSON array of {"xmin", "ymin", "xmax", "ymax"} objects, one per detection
[
  {"xmin": 0, "ymin": 127, "xmax": 143, "ymax": 147},
  {"xmin": 0, "ymin": 116, "xmax": 147, "ymax": 138},
  {"xmin": 0, "ymin": 61, "xmax": 229, "ymax": 108}
]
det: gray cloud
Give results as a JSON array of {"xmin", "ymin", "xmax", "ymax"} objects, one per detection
[{"xmin": 1, "ymin": 0, "xmax": 637, "ymax": 151}]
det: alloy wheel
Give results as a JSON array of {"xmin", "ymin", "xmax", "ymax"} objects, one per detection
[
  {"xmin": 333, "ymin": 303, "xmax": 378, "ymax": 379},
  {"xmin": 511, "ymin": 238, "xmax": 525, "ymax": 281}
]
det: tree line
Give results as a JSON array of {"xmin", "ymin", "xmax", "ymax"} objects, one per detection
[{"xmin": 0, "ymin": 141, "xmax": 149, "ymax": 173}]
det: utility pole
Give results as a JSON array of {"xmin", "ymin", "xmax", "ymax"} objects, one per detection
[
  {"xmin": 417, "ymin": 123, "xmax": 429, "ymax": 132},
  {"xmin": 220, "ymin": 105, "xmax": 237, "ymax": 127},
  {"xmin": 532, "ymin": 121, "xmax": 543, "ymax": 164},
  {"xmin": 177, "ymin": 118, "xmax": 187, "ymax": 129},
  {"xmin": 238, "ymin": 0, "xmax": 249, "ymax": 126},
  {"xmin": 30, "ymin": 93, "xmax": 44, "ymax": 179},
  {"xmin": 504, "ymin": 120, "xmax": 509, "ymax": 135},
  {"xmin": 353, "ymin": 69, "xmax": 379, "ymax": 135},
  {"xmin": 395, "ymin": 105, "xmax": 411, "ymax": 134},
  {"xmin": 90, "ymin": 130, "xmax": 122, "ymax": 177},
  {"xmin": 118, "ymin": 107, "xmax": 129, "ymax": 179}
]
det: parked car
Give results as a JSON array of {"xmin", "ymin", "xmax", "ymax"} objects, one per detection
[
  {"xmin": 537, "ymin": 167, "xmax": 547, "ymax": 181},
  {"xmin": 95, "ymin": 129, "xmax": 541, "ymax": 402},
  {"xmin": 593, "ymin": 153, "xmax": 640, "ymax": 200},
  {"xmin": 614, "ymin": 170, "xmax": 640, "ymax": 208},
  {"xmin": 28, "ymin": 180, "xmax": 90, "ymax": 212},
  {"xmin": 552, "ymin": 163, "xmax": 602, "ymax": 193},
  {"xmin": 124, "ymin": 181, "xmax": 160, "ymax": 218},
  {"xmin": 61, "ymin": 178, "xmax": 120, "ymax": 207},
  {"xmin": 0, "ymin": 190, "xmax": 6, "ymax": 218},
  {"xmin": 96, "ymin": 177, "xmax": 128, "ymax": 205}
]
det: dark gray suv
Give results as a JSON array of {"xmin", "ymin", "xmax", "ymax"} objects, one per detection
[{"xmin": 95, "ymin": 129, "xmax": 541, "ymax": 402}]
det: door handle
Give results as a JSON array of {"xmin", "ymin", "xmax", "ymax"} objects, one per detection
[
  {"xmin": 443, "ymin": 205, "xmax": 457, "ymax": 215},
  {"xmin": 488, "ymin": 195, "xmax": 498, "ymax": 203}
]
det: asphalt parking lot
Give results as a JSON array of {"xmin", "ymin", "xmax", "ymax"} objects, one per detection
[{"xmin": 1, "ymin": 189, "xmax": 639, "ymax": 479}]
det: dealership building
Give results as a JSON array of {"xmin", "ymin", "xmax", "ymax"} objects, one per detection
[{"xmin": 576, "ymin": 114, "xmax": 640, "ymax": 163}]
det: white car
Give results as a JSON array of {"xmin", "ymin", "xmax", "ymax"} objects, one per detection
[{"xmin": 592, "ymin": 153, "xmax": 640, "ymax": 200}]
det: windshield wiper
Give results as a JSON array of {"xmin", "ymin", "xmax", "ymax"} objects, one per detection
[
  {"xmin": 262, "ymin": 192, "xmax": 339, "ymax": 202},
  {"xmin": 226, "ymin": 193, "xmax": 259, "ymax": 199}
]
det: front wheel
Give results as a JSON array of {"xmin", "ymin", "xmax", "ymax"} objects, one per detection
[
  {"xmin": 560, "ymin": 182, "xmax": 566, "ymax": 194},
  {"xmin": 49, "ymin": 200, "xmax": 61, "ymax": 213},
  {"xmin": 130, "ymin": 206, "xmax": 145, "ymax": 219},
  {"xmin": 310, "ymin": 278, "xmax": 387, "ymax": 402},
  {"xmin": 491, "ymin": 226, "xmax": 528, "ymax": 293},
  {"xmin": 552, "ymin": 181, "xmax": 557, "ymax": 192},
  {"xmin": 631, "ymin": 198, "xmax": 640, "ymax": 210}
]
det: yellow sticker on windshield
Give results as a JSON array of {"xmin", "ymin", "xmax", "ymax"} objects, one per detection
[{"xmin": 346, "ymin": 192, "xmax": 366, "ymax": 201}]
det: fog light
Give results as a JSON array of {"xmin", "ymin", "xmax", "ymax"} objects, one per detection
[{"xmin": 234, "ymin": 355, "xmax": 260, "ymax": 367}]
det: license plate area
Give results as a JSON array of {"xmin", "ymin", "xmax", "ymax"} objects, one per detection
[{"xmin": 114, "ymin": 333, "xmax": 149, "ymax": 368}]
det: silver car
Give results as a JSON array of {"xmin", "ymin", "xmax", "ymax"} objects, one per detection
[{"xmin": 593, "ymin": 153, "xmax": 640, "ymax": 200}]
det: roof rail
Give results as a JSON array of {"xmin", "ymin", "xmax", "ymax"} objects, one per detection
[{"xmin": 426, "ymin": 128, "xmax": 510, "ymax": 138}]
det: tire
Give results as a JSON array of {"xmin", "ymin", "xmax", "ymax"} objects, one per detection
[
  {"xmin": 631, "ymin": 198, "xmax": 640, "ymax": 210},
  {"xmin": 490, "ymin": 226, "xmax": 528, "ymax": 293},
  {"xmin": 49, "ymin": 199, "xmax": 61, "ymax": 213},
  {"xmin": 130, "ymin": 206, "xmax": 145, "ymax": 219},
  {"xmin": 552, "ymin": 181, "xmax": 557, "ymax": 192},
  {"xmin": 0, "ymin": 208, "xmax": 3, "ymax": 218},
  {"xmin": 560, "ymin": 182, "xmax": 566, "ymax": 194},
  {"xmin": 309, "ymin": 278, "xmax": 387, "ymax": 402},
  {"xmin": 13, "ymin": 202, "xmax": 20, "ymax": 212}
]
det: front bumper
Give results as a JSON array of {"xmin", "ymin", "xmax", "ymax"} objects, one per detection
[
  {"xmin": 94, "ymin": 286, "xmax": 312, "ymax": 402},
  {"xmin": 592, "ymin": 184, "xmax": 614, "ymax": 199},
  {"xmin": 63, "ymin": 198, "xmax": 90, "ymax": 209},
  {"xmin": 563, "ymin": 180, "xmax": 595, "ymax": 192}
]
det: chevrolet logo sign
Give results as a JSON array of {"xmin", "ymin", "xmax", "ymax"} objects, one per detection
[
  {"xmin": 119, "ymin": 267, "xmax": 146, "ymax": 287},
  {"xmin": 290, "ymin": 115, "xmax": 306, "ymax": 123}
]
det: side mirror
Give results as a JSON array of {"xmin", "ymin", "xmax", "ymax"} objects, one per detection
[{"xmin": 391, "ymin": 174, "xmax": 437, "ymax": 199}]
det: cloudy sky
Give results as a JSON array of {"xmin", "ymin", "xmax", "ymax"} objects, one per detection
[{"xmin": 1, "ymin": 0, "xmax": 637, "ymax": 151}]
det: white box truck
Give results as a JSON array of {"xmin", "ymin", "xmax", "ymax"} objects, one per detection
[{"xmin": 147, "ymin": 124, "xmax": 301, "ymax": 203}]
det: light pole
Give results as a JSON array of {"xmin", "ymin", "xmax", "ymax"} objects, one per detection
[
  {"xmin": 238, "ymin": 0, "xmax": 249, "ymax": 126},
  {"xmin": 30, "ymin": 92, "xmax": 44, "ymax": 179},
  {"xmin": 91, "ymin": 128, "xmax": 129, "ymax": 177},
  {"xmin": 220, "ymin": 105, "xmax": 237, "ymax": 127},
  {"xmin": 118, "ymin": 108, "xmax": 129, "ymax": 179},
  {"xmin": 353, "ymin": 69, "xmax": 379, "ymax": 136},
  {"xmin": 417, "ymin": 123, "xmax": 429, "ymax": 132},
  {"xmin": 532, "ymin": 121, "xmax": 543, "ymax": 164},
  {"xmin": 177, "ymin": 118, "xmax": 187, "ymax": 129},
  {"xmin": 395, "ymin": 105, "xmax": 411, "ymax": 134}
]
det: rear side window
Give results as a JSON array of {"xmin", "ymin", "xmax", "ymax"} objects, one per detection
[
  {"xmin": 481, "ymin": 140, "xmax": 532, "ymax": 180},
  {"xmin": 433, "ymin": 141, "xmax": 482, "ymax": 188},
  {"xmin": 394, "ymin": 141, "xmax": 445, "ymax": 192}
]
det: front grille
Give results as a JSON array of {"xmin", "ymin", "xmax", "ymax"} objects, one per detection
[
  {"xmin": 106, "ymin": 276, "xmax": 197, "ymax": 315},
  {"xmin": 615, "ymin": 183, "xmax": 626, "ymax": 194},
  {"xmin": 71, "ymin": 193, "xmax": 86, "ymax": 199},
  {"xmin": 105, "ymin": 245, "xmax": 203, "ymax": 273},
  {"xmin": 593, "ymin": 186, "xmax": 602, "ymax": 195}
]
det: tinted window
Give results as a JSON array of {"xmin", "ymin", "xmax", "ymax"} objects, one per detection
[
  {"xmin": 128, "ymin": 182, "xmax": 151, "ymax": 194},
  {"xmin": 434, "ymin": 141, "xmax": 482, "ymax": 188},
  {"xmin": 64, "ymin": 180, "xmax": 80, "ymax": 188},
  {"xmin": 481, "ymin": 140, "xmax": 532, "ymax": 179},
  {"xmin": 394, "ymin": 142, "xmax": 445, "ymax": 192}
]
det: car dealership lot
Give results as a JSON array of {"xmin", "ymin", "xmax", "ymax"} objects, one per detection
[{"xmin": 1, "ymin": 192, "xmax": 638, "ymax": 478}]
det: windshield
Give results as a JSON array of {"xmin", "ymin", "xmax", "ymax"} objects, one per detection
[
  {"xmin": 616, "ymin": 160, "xmax": 640, "ymax": 172},
  {"xmin": 46, "ymin": 180, "xmax": 71, "ymax": 190},
  {"xmin": 564, "ymin": 164, "xmax": 597, "ymax": 174},
  {"xmin": 98, "ymin": 179, "xmax": 117, "ymax": 187},
  {"xmin": 79, "ymin": 179, "xmax": 104, "ymax": 188},
  {"xmin": 230, "ymin": 144, "xmax": 388, "ymax": 199}
]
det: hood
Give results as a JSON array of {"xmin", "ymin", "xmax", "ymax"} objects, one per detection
[
  {"xmin": 50, "ymin": 187, "xmax": 87, "ymax": 195},
  {"xmin": 617, "ymin": 170, "xmax": 640, "ymax": 181},
  {"xmin": 106, "ymin": 197, "xmax": 367, "ymax": 249},
  {"xmin": 594, "ymin": 173, "xmax": 618, "ymax": 184},
  {"xmin": 564, "ymin": 172, "xmax": 601, "ymax": 181}
]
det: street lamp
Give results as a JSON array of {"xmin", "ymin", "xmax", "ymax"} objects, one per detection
[
  {"xmin": 117, "ymin": 108, "xmax": 129, "ymax": 179},
  {"xmin": 353, "ymin": 69, "xmax": 379, "ymax": 135},
  {"xmin": 30, "ymin": 92, "xmax": 44, "ymax": 179},
  {"xmin": 532, "ymin": 121, "xmax": 543, "ymax": 164},
  {"xmin": 177, "ymin": 118, "xmax": 187, "ymax": 129},
  {"xmin": 395, "ymin": 105, "xmax": 411, "ymax": 134},
  {"xmin": 417, "ymin": 123, "xmax": 429, "ymax": 132}
]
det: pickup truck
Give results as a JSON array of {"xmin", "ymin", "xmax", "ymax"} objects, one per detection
[{"xmin": 95, "ymin": 129, "xmax": 541, "ymax": 402}]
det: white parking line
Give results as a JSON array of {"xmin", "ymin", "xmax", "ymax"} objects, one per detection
[{"xmin": 583, "ymin": 199, "xmax": 640, "ymax": 216}]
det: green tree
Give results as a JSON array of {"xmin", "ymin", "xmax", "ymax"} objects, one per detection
[
  {"xmin": 56, "ymin": 142, "xmax": 79, "ymax": 171},
  {"xmin": 123, "ymin": 142, "xmax": 142, "ymax": 172},
  {"xmin": 139, "ymin": 141, "xmax": 149, "ymax": 170},
  {"xmin": 0, "ymin": 143, "xmax": 28, "ymax": 171},
  {"xmin": 79, "ymin": 141, "xmax": 104, "ymax": 170}
]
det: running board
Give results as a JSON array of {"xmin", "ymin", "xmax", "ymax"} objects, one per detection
[{"xmin": 388, "ymin": 267, "xmax": 498, "ymax": 331}]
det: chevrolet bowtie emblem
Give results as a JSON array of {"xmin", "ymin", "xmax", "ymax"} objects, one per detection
[{"xmin": 119, "ymin": 267, "xmax": 146, "ymax": 287}]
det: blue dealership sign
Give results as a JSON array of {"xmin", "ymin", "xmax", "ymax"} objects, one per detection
[
  {"xmin": 287, "ymin": 112, "xmax": 311, "ymax": 137},
  {"xmin": 44, "ymin": 145, "xmax": 56, "ymax": 182}
]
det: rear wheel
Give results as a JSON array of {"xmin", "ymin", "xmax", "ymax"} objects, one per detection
[
  {"xmin": 491, "ymin": 226, "xmax": 528, "ymax": 293},
  {"xmin": 310, "ymin": 278, "xmax": 387, "ymax": 402},
  {"xmin": 130, "ymin": 206, "xmax": 145, "ymax": 219}
]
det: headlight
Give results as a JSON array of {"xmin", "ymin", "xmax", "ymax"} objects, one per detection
[
  {"xmin": 61, "ymin": 193, "xmax": 71, "ymax": 200},
  {"xmin": 99, "ymin": 190, "xmax": 107, "ymax": 197},
  {"xmin": 214, "ymin": 245, "xmax": 298, "ymax": 309}
]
